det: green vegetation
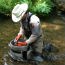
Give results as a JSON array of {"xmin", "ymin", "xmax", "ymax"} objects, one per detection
[
  {"xmin": 0, "ymin": 0, "xmax": 54, "ymax": 16},
  {"xmin": 31, "ymin": 0, "xmax": 54, "ymax": 15},
  {"xmin": 0, "ymin": 0, "xmax": 19, "ymax": 16}
]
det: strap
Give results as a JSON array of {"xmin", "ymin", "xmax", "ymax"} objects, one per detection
[
  {"xmin": 28, "ymin": 13, "xmax": 33, "ymax": 31},
  {"xmin": 28, "ymin": 13, "xmax": 33, "ymax": 22}
]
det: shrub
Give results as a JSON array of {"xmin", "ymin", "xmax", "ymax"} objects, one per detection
[
  {"xmin": 31, "ymin": 0, "xmax": 54, "ymax": 15},
  {"xmin": 0, "ymin": 0, "xmax": 19, "ymax": 16},
  {"xmin": 0, "ymin": 0, "xmax": 54, "ymax": 16},
  {"xmin": 0, "ymin": 0, "xmax": 32, "ymax": 16}
]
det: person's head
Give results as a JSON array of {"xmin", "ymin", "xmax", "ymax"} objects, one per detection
[{"xmin": 12, "ymin": 3, "xmax": 28, "ymax": 22}]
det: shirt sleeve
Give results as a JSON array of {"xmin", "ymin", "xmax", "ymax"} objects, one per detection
[
  {"xmin": 26, "ymin": 15, "xmax": 42, "ymax": 44},
  {"xmin": 18, "ymin": 22, "xmax": 24, "ymax": 35}
]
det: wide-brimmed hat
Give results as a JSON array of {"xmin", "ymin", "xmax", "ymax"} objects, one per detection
[{"xmin": 12, "ymin": 3, "xmax": 28, "ymax": 22}]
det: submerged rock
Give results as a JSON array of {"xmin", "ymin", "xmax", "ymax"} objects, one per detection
[
  {"xmin": 43, "ymin": 41, "xmax": 59, "ymax": 53},
  {"xmin": 53, "ymin": 0, "xmax": 65, "ymax": 11}
]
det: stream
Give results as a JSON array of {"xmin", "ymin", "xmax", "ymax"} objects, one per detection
[{"xmin": 0, "ymin": 15, "xmax": 65, "ymax": 65}]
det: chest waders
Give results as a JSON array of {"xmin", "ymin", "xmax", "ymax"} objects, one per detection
[
  {"xmin": 22, "ymin": 13, "xmax": 32, "ymax": 38},
  {"xmin": 8, "ymin": 13, "xmax": 33, "ymax": 61},
  {"xmin": 21, "ymin": 13, "xmax": 33, "ymax": 60},
  {"xmin": 9, "ymin": 12, "xmax": 44, "ymax": 62}
]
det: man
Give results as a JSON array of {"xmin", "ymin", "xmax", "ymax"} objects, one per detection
[{"xmin": 12, "ymin": 3, "xmax": 43, "ymax": 61}]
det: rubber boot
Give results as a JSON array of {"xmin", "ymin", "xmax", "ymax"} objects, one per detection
[
  {"xmin": 22, "ymin": 51, "xmax": 27, "ymax": 61},
  {"xmin": 32, "ymin": 52, "xmax": 44, "ymax": 62}
]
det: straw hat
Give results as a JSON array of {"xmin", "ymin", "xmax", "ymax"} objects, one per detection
[{"xmin": 12, "ymin": 3, "xmax": 28, "ymax": 22}]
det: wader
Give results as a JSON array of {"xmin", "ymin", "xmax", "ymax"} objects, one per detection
[
  {"xmin": 21, "ymin": 12, "xmax": 43, "ymax": 60},
  {"xmin": 9, "ymin": 12, "xmax": 43, "ymax": 62}
]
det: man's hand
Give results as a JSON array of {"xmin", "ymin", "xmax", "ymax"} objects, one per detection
[
  {"xmin": 15, "ymin": 34, "xmax": 22, "ymax": 41},
  {"xmin": 16, "ymin": 41, "xmax": 27, "ymax": 46}
]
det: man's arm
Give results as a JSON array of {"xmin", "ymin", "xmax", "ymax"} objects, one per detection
[
  {"xmin": 26, "ymin": 15, "xmax": 42, "ymax": 44},
  {"xmin": 15, "ymin": 22, "xmax": 24, "ymax": 41}
]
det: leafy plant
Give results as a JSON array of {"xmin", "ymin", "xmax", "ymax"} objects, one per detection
[
  {"xmin": 31, "ymin": 0, "xmax": 54, "ymax": 15},
  {"xmin": 0, "ymin": 0, "xmax": 54, "ymax": 16},
  {"xmin": 0, "ymin": 0, "xmax": 19, "ymax": 16}
]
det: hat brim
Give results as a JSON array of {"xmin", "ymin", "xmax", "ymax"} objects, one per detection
[{"xmin": 12, "ymin": 11, "xmax": 26, "ymax": 22}]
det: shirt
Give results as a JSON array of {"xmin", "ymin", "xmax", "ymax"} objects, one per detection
[{"xmin": 18, "ymin": 12, "xmax": 43, "ymax": 44}]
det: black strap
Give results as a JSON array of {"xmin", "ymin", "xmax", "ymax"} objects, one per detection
[
  {"xmin": 28, "ymin": 13, "xmax": 33, "ymax": 23},
  {"xmin": 22, "ymin": 13, "xmax": 33, "ymax": 38},
  {"xmin": 24, "ymin": 13, "xmax": 33, "ymax": 38},
  {"xmin": 28, "ymin": 13, "xmax": 33, "ymax": 30}
]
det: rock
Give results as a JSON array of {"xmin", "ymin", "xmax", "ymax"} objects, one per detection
[
  {"xmin": 53, "ymin": 0, "xmax": 65, "ymax": 11},
  {"xmin": 43, "ymin": 41, "xmax": 59, "ymax": 53}
]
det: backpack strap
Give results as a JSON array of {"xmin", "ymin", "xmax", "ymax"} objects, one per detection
[
  {"xmin": 28, "ymin": 12, "xmax": 33, "ymax": 23},
  {"xmin": 23, "ymin": 12, "xmax": 33, "ymax": 38},
  {"xmin": 28, "ymin": 12, "xmax": 33, "ymax": 30}
]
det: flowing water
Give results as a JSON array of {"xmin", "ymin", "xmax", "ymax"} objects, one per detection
[{"xmin": 0, "ymin": 15, "xmax": 65, "ymax": 65}]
